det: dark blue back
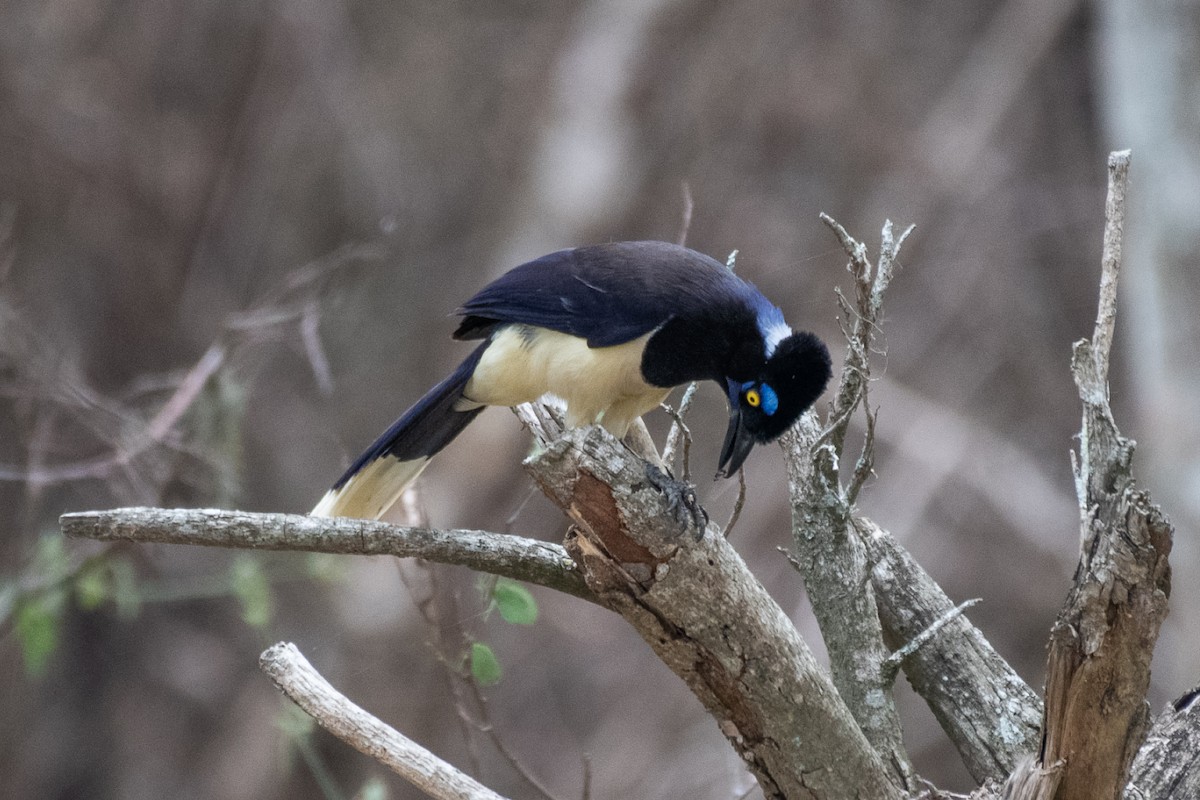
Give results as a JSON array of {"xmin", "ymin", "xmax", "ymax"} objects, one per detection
[{"xmin": 454, "ymin": 241, "xmax": 764, "ymax": 348}]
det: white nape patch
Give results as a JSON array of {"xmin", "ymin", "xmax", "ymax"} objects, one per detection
[
  {"xmin": 310, "ymin": 456, "xmax": 431, "ymax": 521},
  {"xmin": 762, "ymin": 319, "xmax": 792, "ymax": 357}
]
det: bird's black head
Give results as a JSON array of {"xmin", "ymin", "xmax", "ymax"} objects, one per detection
[{"xmin": 718, "ymin": 331, "xmax": 833, "ymax": 477}]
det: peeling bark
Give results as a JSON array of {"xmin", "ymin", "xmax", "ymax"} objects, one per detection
[{"xmin": 524, "ymin": 423, "xmax": 902, "ymax": 800}]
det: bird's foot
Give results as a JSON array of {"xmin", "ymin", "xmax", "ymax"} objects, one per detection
[{"xmin": 644, "ymin": 463, "xmax": 709, "ymax": 540}]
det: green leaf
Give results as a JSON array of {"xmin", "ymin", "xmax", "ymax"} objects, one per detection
[
  {"xmin": 74, "ymin": 565, "xmax": 111, "ymax": 611},
  {"xmin": 469, "ymin": 642, "xmax": 502, "ymax": 686},
  {"xmin": 16, "ymin": 590, "xmax": 64, "ymax": 677},
  {"xmin": 230, "ymin": 555, "xmax": 273, "ymax": 628},
  {"xmin": 356, "ymin": 776, "xmax": 388, "ymax": 800},
  {"xmin": 492, "ymin": 579, "xmax": 538, "ymax": 626}
]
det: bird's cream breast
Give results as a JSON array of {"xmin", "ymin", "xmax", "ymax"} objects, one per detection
[{"xmin": 464, "ymin": 326, "xmax": 668, "ymax": 435}]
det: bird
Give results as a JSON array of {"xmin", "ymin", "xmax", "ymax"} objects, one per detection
[{"xmin": 311, "ymin": 240, "xmax": 832, "ymax": 525}]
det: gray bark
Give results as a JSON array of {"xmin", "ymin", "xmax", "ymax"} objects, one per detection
[
  {"xmin": 863, "ymin": 518, "xmax": 1043, "ymax": 783},
  {"xmin": 1009, "ymin": 153, "xmax": 1175, "ymax": 800},
  {"xmin": 260, "ymin": 642, "xmax": 508, "ymax": 800},
  {"xmin": 520, "ymin": 409, "xmax": 903, "ymax": 800},
  {"xmin": 60, "ymin": 507, "xmax": 591, "ymax": 601},
  {"xmin": 1125, "ymin": 687, "xmax": 1200, "ymax": 799},
  {"xmin": 779, "ymin": 218, "xmax": 912, "ymax": 786}
]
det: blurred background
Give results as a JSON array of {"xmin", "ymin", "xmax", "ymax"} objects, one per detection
[{"xmin": 2, "ymin": 0, "xmax": 1198, "ymax": 797}]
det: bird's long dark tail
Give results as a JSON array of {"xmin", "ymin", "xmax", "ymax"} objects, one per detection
[{"xmin": 311, "ymin": 342, "xmax": 489, "ymax": 520}]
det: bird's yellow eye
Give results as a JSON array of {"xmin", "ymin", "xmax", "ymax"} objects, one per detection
[{"xmin": 745, "ymin": 388, "xmax": 761, "ymax": 408}]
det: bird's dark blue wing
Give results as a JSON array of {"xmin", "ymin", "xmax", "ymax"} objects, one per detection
[{"xmin": 454, "ymin": 241, "xmax": 755, "ymax": 348}]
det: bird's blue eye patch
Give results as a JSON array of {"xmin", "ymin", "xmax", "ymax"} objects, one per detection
[
  {"xmin": 740, "ymin": 381, "xmax": 778, "ymax": 415},
  {"xmin": 759, "ymin": 383, "xmax": 778, "ymax": 415}
]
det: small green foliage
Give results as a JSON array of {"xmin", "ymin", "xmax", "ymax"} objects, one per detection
[
  {"xmin": 492, "ymin": 578, "xmax": 538, "ymax": 626},
  {"xmin": 16, "ymin": 589, "xmax": 65, "ymax": 677},
  {"xmin": 469, "ymin": 641, "xmax": 502, "ymax": 686},
  {"xmin": 356, "ymin": 776, "xmax": 388, "ymax": 800},
  {"xmin": 305, "ymin": 553, "xmax": 347, "ymax": 584},
  {"xmin": 73, "ymin": 563, "xmax": 111, "ymax": 611},
  {"xmin": 230, "ymin": 554, "xmax": 273, "ymax": 628}
]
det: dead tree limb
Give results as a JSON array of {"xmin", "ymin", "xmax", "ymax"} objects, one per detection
[
  {"xmin": 60, "ymin": 507, "xmax": 592, "ymax": 601},
  {"xmin": 779, "ymin": 218, "xmax": 913, "ymax": 786},
  {"xmin": 520, "ymin": 406, "xmax": 903, "ymax": 800},
  {"xmin": 260, "ymin": 642, "xmax": 509, "ymax": 800},
  {"xmin": 1125, "ymin": 686, "xmax": 1200, "ymax": 799},
  {"xmin": 783, "ymin": 219, "xmax": 1042, "ymax": 785},
  {"xmin": 862, "ymin": 518, "xmax": 1042, "ymax": 782},
  {"xmin": 1020, "ymin": 150, "xmax": 1174, "ymax": 799}
]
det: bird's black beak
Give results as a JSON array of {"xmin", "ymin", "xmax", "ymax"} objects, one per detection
[{"xmin": 717, "ymin": 385, "xmax": 756, "ymax": 478}]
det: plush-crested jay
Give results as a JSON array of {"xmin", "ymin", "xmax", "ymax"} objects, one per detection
[{"xmin": 311, "ymin": 241, "xmax": 831, "ymax": 523}]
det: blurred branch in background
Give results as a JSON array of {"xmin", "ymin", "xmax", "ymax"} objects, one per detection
[{"xmin": 0, "ymin": 242, "xmax": 382, "ymax": 505}]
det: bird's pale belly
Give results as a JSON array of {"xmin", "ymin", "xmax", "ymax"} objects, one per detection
[{"xmin": 464, "ymin": 326, "xmax": 670, "ymax": 437}]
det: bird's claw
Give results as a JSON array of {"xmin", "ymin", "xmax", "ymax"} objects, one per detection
[{"xmin": 644, "ymin": 463, "xmax": 709, "ymax": 540}]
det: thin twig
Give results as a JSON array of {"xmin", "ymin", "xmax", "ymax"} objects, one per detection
[
  {"xmin": 882, "ymin": 598, "xmax": 981, "ymax": 680},
  {"xmin": 396, "ymin": 561, "xmax": 485, "ymax": 779},
  {"xmin": 660, "ymin": 382, "xmax": 697, "ymax": 470},
  {"xmin": 0, "ymin": 242, "xmax": 382, "ymax": 488},
  {"xmin": 503, "ymin": 483, "xmax": 539, "ymax": 535},
  {"xmin": 260, "ymin": 642, "xmax": 509, "ymax": 800},
  {"xmin": 1092, "ymin": 149, "xmax": 1131, "ymax": 386},
  {"xmin": 676, "ymin": 181, "xmax": 694, "ymax": 247},
  {"xmin": 301, "ymin": 300, "xmax": 335, "ymax": 396},
  {"xmin": 466, "ymin": 680, "xmax": 566, "ymax": 800},
  {"xmin": 723, "ymin": 468, "xmax": 747, "ymax": 538}
]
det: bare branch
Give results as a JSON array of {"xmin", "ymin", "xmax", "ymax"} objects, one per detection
[
  {"xmin": 260, "ymin": 642, "xmax": 509, "ymax": 800},
  {"xmin": 60, "ymin": 507, "xmax": 593, "ymax": 602},
  {"xmin": 722, "ymin": 467, "xmax": 746, "ymax": 538},
  {"xmin": 1036, "ymin": 150, "xmax": 1174, "ymax": 800},
  {"xmin": 779, "ymin": 218, "xmax": 913, "ymax": 784},
  {"xmin": 1125, "ymin": 687, "xmax": 1200, "ymax": 799},
  {"xmin": 881, "ymin": 597, "xmax": 980, "ymax": 679},
  {"xmin": 1091, "ymin": 149, "xmax": 1130, "ymax": 383},
  {"xmin": 660, "ymin": 382, "xmax": 698, "ymax": 471},
  {"xmin": 676, "ymin": 181, "xmax": 694, "ymax": 247},
  {"xmin": 861, "ymin": 517, "xmax": 1042, "ymax": 781},
  {"xmin": 524, "ymin": 422, "xmax": 903, "ymax": 800}
]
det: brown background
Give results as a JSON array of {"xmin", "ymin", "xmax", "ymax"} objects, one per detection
[{"xmin": 2, "ymin": 1, "xmax": 1198, "ymax": 797}]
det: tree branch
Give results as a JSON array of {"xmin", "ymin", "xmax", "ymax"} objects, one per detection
[
  {"xmin": 522, "ymin": 421, "xmax": 903, "ymax": 800},
  {"xmin": 779, "ymin": 218, "xmax": 913, "ymax": 785},
  {"xmin": 260, "ymin": 642, "xmax": 509, "ymax": 800},
  {"xmin": 1125, "ymin": 686, "xmax": 1200, "ymax": 799},
  {"xmin": 861, "ymin": 518, "xmax": 1042, "ymax": 781},
  {"xmin": 1032, "ymin": 149, "xmax": 1174, "ymax": 800},
  {"xmin": 59, "ymin": 507, "xmax": 593, "ymax": 602}
]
